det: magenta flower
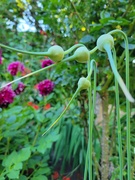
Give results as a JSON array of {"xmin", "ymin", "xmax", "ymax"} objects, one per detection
[
  {"xmin": 37, "ymin": 79, "xmax": 54, "ymax": 96},
  {"xmin": 7, "ymin": 61, "xmax": 25, "ymax": 76},
  {"xmin": 0, "ymin": 50, "xmax": 2, "ymax": 64},
  {"xmin": 14, "ymin": 82, "xmax": 26, "ymax": 95},
  {"xmin": 0, "ymin": 86, "xmax": 16, "ymax": 108},
  {"xmin": 41, "ymin": 59, "xmax": 54, "ymax": 68}
]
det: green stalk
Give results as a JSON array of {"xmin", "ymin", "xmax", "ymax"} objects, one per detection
[
  {"xmin": 84, "ymin": 59, "xmax": 97, "ymax": 180},
  {"xmin": 104, "ymin": 29, "xmax": 133, "ymax": 179},
  {"xmin": 88, "ymin": 60, "xmax": 93, "ymax": 180},
  {"xmin": 104, "ymin": 44, "xmax": 134, "ymax": 103},
  {"xmin": 64, "ymin": 44, "xmax": 84, "ymax": 54},
  {"xmin": 42, "ymin": 87, "xmax": 80, "ymax": 135},
  {"xmin": 90, "ymin": 60, "xmax": 97, "ymax": 179},
  {"xmin": 0, "ymin": 43, "xmax": 50, "ymax": 56},
  {"xmin": 89, "ymin": 46, "xmax": 98, "ymax": 55},
  {"xmin": 113, "ymin": 48, "xmax": 123, "ymax": 180},
  {"xmin": 120, "ymin": 31, "xmax": 132, "ymax": 180},
  {"xmin": 1, "ymin": 63, "xmax": 56, "ymax": 88},
  {"xmin": 0, "ymin": 55, "xmax": 76, "ymax": 89},
  {"xmin": 122, "ymin": 31, "xmax": 132, "ymax": 180},
  {"xmin": 0, "ymin": 42, "xmax": 84, "ymax": 56},
  {"xmin": 84, "ymin": 140, "xmax": 89, "ymax": 180}
]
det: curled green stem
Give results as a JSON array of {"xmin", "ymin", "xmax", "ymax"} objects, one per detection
[
  {"xmin": 87, "ymin": 59, "xmax": 97, "ymax": 79},
  {"xmin": 108, "ymin": 29, "xmax": 127, "ymax": 37},
  {"xmin": 104, "ymin": 44, "xmax": 134, "ymax": 103},
  {"xmin": 0, "ymin": 43, "xmax": 50, "ymax": 56},
  {"xmin": 0, "ymin": 43, "xmax": 84, "ymax": 57},
  {"xmin": 106, "ymin": 29, "xmax": 132, "ymax": 180},
  {"xmin": 84, "ymin": 59, "xmax": 97, "ymax": 180},
  {"xmin": 0, "ymin": 55, "xmax": 76, "ymax": 89},
  {"xmin": 113, "ymin": 48, "xmax": 123, "ymax": 180},
  {"xmin": 64, "ymin": 44, "xmax": 84, "ymax": 55},
  {"xmin": 89, "ymin": 46, "xmax": 98, "ymax": 55}
]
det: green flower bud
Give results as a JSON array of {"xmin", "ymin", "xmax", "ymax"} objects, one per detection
[
  {"xmin": 48, "ymin": 45, "xmax": 64, "ymax": 62},
  {"xmin": 74, "ymin": 47, "xmax": 90, "ymax": 63},
  {"xmin": 78, "ymin": 77, "xmax": 90, "ymax": 90},
  {"xmin": 97, "ymin": 34, "xmax": 114, "ymax": 52}
]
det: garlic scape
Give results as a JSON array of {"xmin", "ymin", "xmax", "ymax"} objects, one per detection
[
  {"xmin": 47, "ymin": 45, "xmax": 64, "ymax": 62},
  {"xmin": 42, "ymin": 77, "xmax": 91, "ymax": 135},
  {"xmin": 42, "ymin": 87, "xmax": 80, "ymax": 136},
  {"xmin": 74, "ymin": 46, "xmax": 90, "ymax": 63},
  {"xmin": 97, "ymin": 34, "xmax": 134, "ymax": 103}
]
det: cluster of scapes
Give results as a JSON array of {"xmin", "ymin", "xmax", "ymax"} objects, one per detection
[
  {"xmin": 0, "ymin": 58, "xmax": 55, "ymax": 108},
  {"xmin": 0, "ymin": 29, "xmax": 134, "ymax": 180}
]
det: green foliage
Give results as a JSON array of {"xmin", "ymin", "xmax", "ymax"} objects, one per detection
[
  {"xmin": 0, "ymin": 0, "xmax": 135, "ymax": 180},
  {"xmin": 0, "ymin": 104, "xmax": 60, "ymax": 179}
]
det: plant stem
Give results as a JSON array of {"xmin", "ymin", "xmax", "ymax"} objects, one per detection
[
  {"xmin": 104, "ymin": 44, "xmax": 134, "ymax": 103},
  {"xmin": 88, "ymin": 72, "xmax": 93, "ymax": 180},
  {"xmin": 0, "ymin": 43, "xmax": 49, "ymax": 56},
  {"xmin": 113, "ymin": 48, "xmax": 123, "ymax": 180},
  {"xmin": 101, "ymin": 92, "xmax": 109, "ymax": 180},
  {"xmin": 125, "ymin": 32, "xmax": 131, "ymax": 180},
  {"xmin": 0, "ymin": 55, "xmax": 76, "ymax": 89},
  {"xmin": 109, "ymin": 29, "xmax": 132, "ymax": 180},
  {"xmin": 89, "ymin": 46, "xmax": 98, "ymax": 55},
  {"xmin": 64, "ymin": 44, "xmax": 84, "ymax": 54},
  {"xmin": 42, "ymin": 87, "xmax": 80, "ymax": 135},
  {"xmin": 84, "ymin": 60, "xmax": 96, "ymax": 180}
]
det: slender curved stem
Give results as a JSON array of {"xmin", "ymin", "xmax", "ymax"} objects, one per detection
[
  {"xmin": 105, "ymin": 31, "xmax": 132, "ymax": 179},
  {"xmin": 64, "ymin": 44, "xmax": 84, "ymax": 55},
  {"xmin": 106, "ymin": 29, "xmax": 132, "ymax": 180},
  {"xmin": 108, "ymin": 29, "xmax": 127, "ymax": 37},
  {"xmin": 0, "ymin": 55, "xmax": 76, "ymax": 89},
  {"xmin": 125, "ymin": 36, "xmax": 132, "ymax": 180},
  {"xmin": 42, "ymin": 87, "xmax": 80, "ymax": 136},
  {"xmin": 89, "ymin": 60, "xmax": 97, "ymax": 180},
  {"xmin": 84, "ymin": 141, "xmax": 89, "ymax": 180},
  {"xmin": 89, "ymin": 46, "xmax": 98, "ymax": 55},
  {"xmin": 87, "ymin": 59, "xmax": 97, "ymax": 79},
  {"xmin": 84, "ymin": 59, "xmax": 97, "ymax": 180},
  {"xmin": 113, "ymin": 48, "xmax": 123, "ymax": 180},
  {"xmin": 0, "ymin": 43, "xmax": 50, "ymax": 56},
  {"xmin": 1, "ymin": 63, "xmax": 56, "ymax": 88},
  {"xmin": 104, "ymin": 44, "xmax": 134, "ymax": 103},
  {"xmin": 0, "ymin": 42, "xmax": 84, "ymax": 57},
  {"xmin": 121, "ymin": 30, "xmax": 131, "ymax": 180}
]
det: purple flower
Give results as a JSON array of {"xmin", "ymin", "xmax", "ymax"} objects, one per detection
[
  {"xmin": 37, "ymin": 79, "xmax": 54, "ymax": 96},
  {"xmin": 7, "ymin": 61, "xmax": 25, "ymax": 76},
  {"xmin": 0, "ymin": 86, "xmax": 16, "ymax": 108},
  {"xmin": 41, "ymin": 59, "xmax": 54, "ymax": 68},
  {"xmin": 14, "ymin": 82, "xmax": 26, "ymax": 95},
  {"xmin": 0, "ymin": 50, "xmax": 2, "ymax": 64}
]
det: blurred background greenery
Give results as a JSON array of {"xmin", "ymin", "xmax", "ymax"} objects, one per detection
[{"xmin": 0, "ymin": 0, "xmax": 135, "ymax": 179}]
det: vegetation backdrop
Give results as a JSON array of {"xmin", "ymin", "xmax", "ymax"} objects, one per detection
[{"xmin": 0, "ymin": 0, "xmax": 135, "ymax": 180}]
